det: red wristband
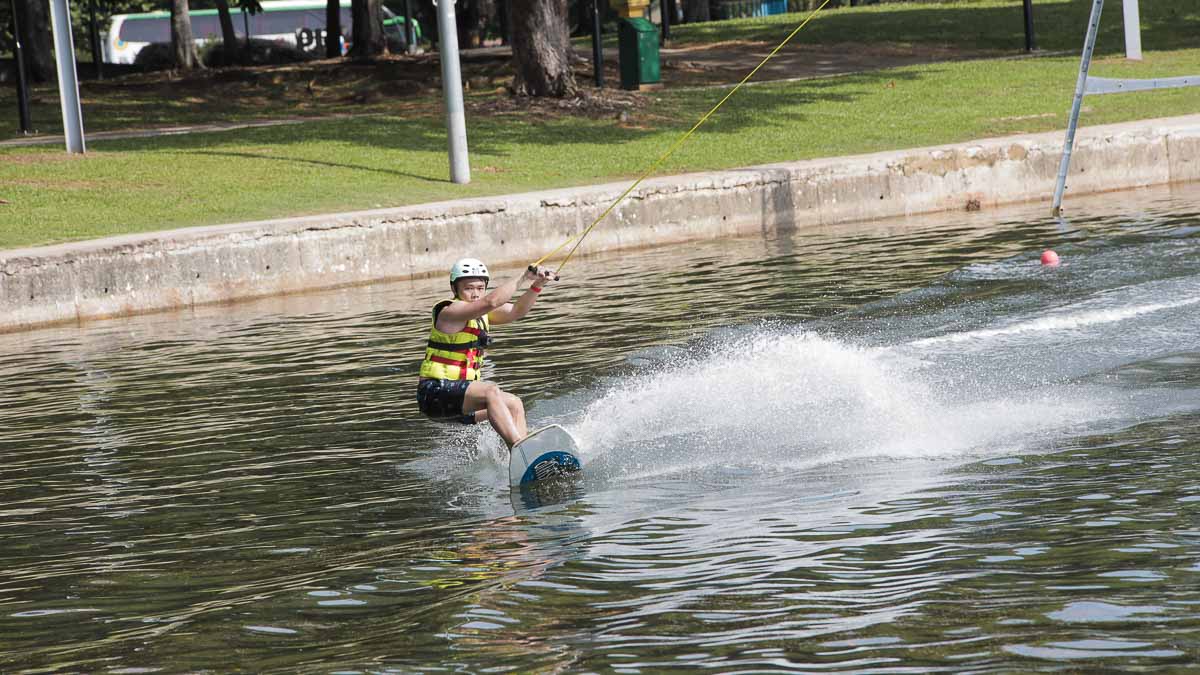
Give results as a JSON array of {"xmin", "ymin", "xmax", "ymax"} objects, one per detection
[{"xmin": 531, "ymin": 286, "xmax": 543, "ymax": 294}]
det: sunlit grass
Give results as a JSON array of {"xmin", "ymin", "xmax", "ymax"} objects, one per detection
[{"xmin": 664, "ymin": 0, "xmax": 1197, "ymax": 54}]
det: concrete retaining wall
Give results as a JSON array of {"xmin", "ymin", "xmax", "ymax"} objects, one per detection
[{"xmin": 4, "ymin": 114, "xmax": 1200, "ymax": 333}]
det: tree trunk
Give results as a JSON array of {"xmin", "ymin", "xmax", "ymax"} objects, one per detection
[
  {"xmin": 170, "ymin": 0, "xmax": 201, "ymax": 69},
  {"xmin": 14, "ymin": 0, "xmax": 54, "ymax": 82},
  {"xmin": 213, "ymin": 0, "xmax": 239, "ymax": 61},
  {"xmin": 325, "ymin": 0, "xmax": 342, "ymax": 57},
  {"xmin": 509, "ymin": 0, "xmax": 575, "ymax": 97},
  {"xmin": 350, "ymin": 0, "xmax": 385, "ymax": 61},
  {"xmin": 683, "ymin": 0, "xmax": 709, "ymax": 23}
]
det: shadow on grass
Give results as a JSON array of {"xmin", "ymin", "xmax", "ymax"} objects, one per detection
[
  {"xmin": 103, "ymin": 65, "xmax": 927, "ymax": 168},
  {"xmin": 187, "ymin": 149, "xmax": 447, "ymax": 183}
]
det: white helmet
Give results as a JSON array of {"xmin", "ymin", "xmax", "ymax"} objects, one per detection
[{"xmin": 449, "ymin": 257, "xmax": 489, "ymax": 284}]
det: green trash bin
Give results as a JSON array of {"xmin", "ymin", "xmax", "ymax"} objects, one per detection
[{"xmin": 618, "ymin": 17, "xmax": 660, "ymax": 90}]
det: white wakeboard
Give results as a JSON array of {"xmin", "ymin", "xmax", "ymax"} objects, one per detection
[{"xmin": 509, "ymin": 424, "xmax": 582, "ymax": 487}]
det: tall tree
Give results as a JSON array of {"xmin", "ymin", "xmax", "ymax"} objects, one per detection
[
  {"xmin": 325, "ymin": 0, "xmax": 341, "ymax": 57},
  {"xmin": 350, "ymin": 0, "xmax": 384, "ymax": 61},
  {"xmin": 170, "ymin": 0, "xmax": 201, "ymax": 69},
  {"xmin": 13, "ymin": 0, "xmax": 54, "ymax": 82},
  {"xmin": 509, "ymin": 0, "xmax": 574, "ymax": 97},
  {"xmin": 213, "ymin": 0, "xmax": 239, "ymax": 60},
  {"xmin": 683, "ymin": 0, "xmax": 709, "ymax": 23}
]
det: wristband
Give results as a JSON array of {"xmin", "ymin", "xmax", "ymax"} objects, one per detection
[{"xmin": 531, "ymin": 286, "xmax": 543, "ymax": 294}]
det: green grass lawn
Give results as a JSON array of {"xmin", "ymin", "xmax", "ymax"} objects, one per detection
[
  {"xmin": 8, "ymin": 0, "xmax": 1190, "ymax": 139},
  {"xmin": 5, "ymin": 46, "xmax": 1200, "ymax": 250}
]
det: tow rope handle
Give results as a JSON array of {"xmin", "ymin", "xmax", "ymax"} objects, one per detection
[{"xmin": 529, "ymin": 265, "xmax": 561, "ymax": 281}]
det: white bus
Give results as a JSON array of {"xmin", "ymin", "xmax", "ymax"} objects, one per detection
[{"xmin": 102, "ymin": 0, "xmax": 417, "ymax": 65}]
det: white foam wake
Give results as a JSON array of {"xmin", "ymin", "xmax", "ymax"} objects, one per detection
[
  {"xmin": 908, "ymin": 296, "xmax": 1200, "ymax": 348},
  {"xmin": 569, "ymin": 329, "xmax": 1113, "ymax": 482}
]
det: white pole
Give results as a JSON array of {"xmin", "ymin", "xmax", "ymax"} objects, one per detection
[
  {"xmin": 1052, "ymin": 0, "xmax": 1105, "ymax": 216},
  {"xmin": 1123, "ymin": 0, "xmax": 1142, "ymax": 60},
  {"xmin": 47, "ymin": 0, "xmax": 86, "ymax": 154},
  {"xmin": 436, "ymin": 0, "xmax": 470, "ymax": 184}
]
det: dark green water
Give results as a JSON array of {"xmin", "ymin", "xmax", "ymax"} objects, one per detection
[{"xmin": 2, "ymin": 185, "xmax": 1199, "ymax": 673}]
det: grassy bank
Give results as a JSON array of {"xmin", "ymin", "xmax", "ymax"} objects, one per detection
[
  {"xmin": 5, "ymin": 46, "xmax": 1200, "ymax": 250},
  {"xmin": 4, "ymin": 0, "xmax": 1200, "ymax": 250}
]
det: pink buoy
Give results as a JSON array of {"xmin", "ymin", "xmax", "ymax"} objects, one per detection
[{"xmin": 1041, "ymin": 250, "xmax": 1061, "ymax": 267}]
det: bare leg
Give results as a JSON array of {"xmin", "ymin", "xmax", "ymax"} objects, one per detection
[
  {"xmin": 472, "ymin": 393, "xmax": 526, "ymax": 441},
  {"xmin": 503, "ymin": 392, "xmax": 527, "ymax": 439},
  {"xmin": 463, "ymin": 381, "xmax": 523, "ymax": 448}
]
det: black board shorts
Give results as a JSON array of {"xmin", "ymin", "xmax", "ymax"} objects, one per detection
[{"xmin": 417, "ymin": 379, "xmax": 477, "ymax": 425}]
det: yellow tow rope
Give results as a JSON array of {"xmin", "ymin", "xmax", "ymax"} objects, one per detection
[{"xmin": 531, "ymin": 0, "xmax": 835, "ymax": 275}]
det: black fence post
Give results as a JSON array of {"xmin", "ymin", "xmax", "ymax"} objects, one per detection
[
  {"xmin": 88, "ymin": 0, "xmax": 103, "ymax": 79},
  {"xmin": 10, "ymin": 0, "xmax": 33, "ymax": 134},
  {"xmin": 498, "ymin": 0, "xmax": 509, "ymax": 45},
  {"xmin": 591, "ymin": 0, "xmax": 604, "ymax": 87},
  {"xmin": 660, "ymin": 0, "xmax": 670, "ymax": 44},
  {"xmin": 1022, "ymin": 0, "xmax": 1037, "ymax": 52},
  {"xmin": 403, "ymin": 0, "xmax": 415, "ymax": 52}
]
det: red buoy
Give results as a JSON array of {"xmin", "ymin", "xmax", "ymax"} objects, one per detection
[{"xmin": 1041, "ymin": 250, "xmax": 1061, "ymax": 267}]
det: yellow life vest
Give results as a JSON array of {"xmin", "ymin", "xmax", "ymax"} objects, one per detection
[{"xmin": 419, "ymin": 299, "xmax": 491, "ymax": 381}]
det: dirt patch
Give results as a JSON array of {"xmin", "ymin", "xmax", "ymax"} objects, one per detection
[{"xmin": 469, "ymin": 87, "xmax": 648, "ymax": 121}]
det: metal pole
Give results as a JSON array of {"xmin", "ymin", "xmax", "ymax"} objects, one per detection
[
  {"xmin": 88, "ymin": 0, "xmax": 103, "ymax": 79},
  {"xmin": 48, "ymin": 0, "xmax": 87, "ymax": 153},
  {"xmin": 10, "ymin": 0, "xmax": 32, "ymax": 134},
  {"xmin": 436, "ymin": 0, "xmax": 470, "ymax": 184},
  {"xmin": 403, "ymin": 0, "xmax": 416, "ymax": 53},
  {"xmin": 1123, "ymin": 0, "xmax": 1142, "ymax": 60},
  {"xmin": 1051, "ymin": 0, "xmax": 1104, "ymax": 216},
  {"xmin": 592, "ymin": 0, "xmax": 604, "ymax": 88},
  {"xmin": 1022, "ymin": 0, "xmax": 1036, "ymax": 52}
]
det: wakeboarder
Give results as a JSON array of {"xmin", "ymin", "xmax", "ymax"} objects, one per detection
[{"xmin": 416, "ymin": 258, "xmax": 556, "ymax": 448}]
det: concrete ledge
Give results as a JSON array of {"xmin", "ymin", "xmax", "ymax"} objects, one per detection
[{"xmin": 4, "ymin": 114, "xmax": 1200, "ymax": 333}]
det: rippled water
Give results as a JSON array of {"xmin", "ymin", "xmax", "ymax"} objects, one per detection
[{"xmin": 2, "ymin": 184, "xmax": 1199, "ymax": 672}]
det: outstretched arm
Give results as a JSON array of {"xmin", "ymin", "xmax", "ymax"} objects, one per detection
[
  {"xmin": 436, "ymin": 267, "xmax": 541, "ymax": 334},
  {"xmin": 490, "ymin": 267, "xmax": 556, "ymax": 326}
]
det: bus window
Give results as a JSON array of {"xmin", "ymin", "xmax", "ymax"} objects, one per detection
[
  {"xmin": 119, "ymin": 17, "xmax": 170, "ymax": 44},
  {"xmin": 191, "ymin": 14, "xmax": 224, "ymax": 39},
  {"xmin": 254, "ymin": 9, "xmax": 312, "ymax": 37}
]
